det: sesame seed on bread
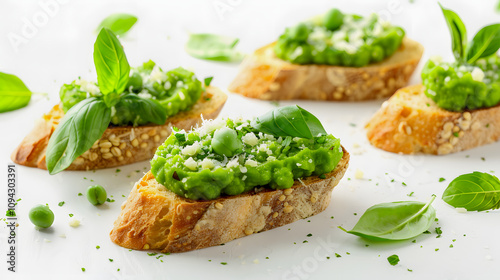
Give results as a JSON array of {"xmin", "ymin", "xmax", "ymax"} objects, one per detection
[
  {"xmin": 110, "ymin": 147, "xmax": 349, "ymax": 253},
  {"xmin": 366, "ymin": 84, "xmax": 500, "ymax": 155},
  {"xmin": 228, "ymin": 37, "xmax": 423, "ymax": 101},
  {"xmin": 11, "ymin": 87, "xmax": 227, "ymax": 170}
]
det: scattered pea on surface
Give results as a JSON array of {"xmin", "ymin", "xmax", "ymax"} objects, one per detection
[
  {"xmin": 86, "ymin": 185, "xmax": 108, "ymax": 206},
  {"xmin": 29, "ymin": 204, "xmax": 55, "ymax": 228}
]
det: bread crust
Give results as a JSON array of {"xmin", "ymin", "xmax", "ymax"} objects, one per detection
[
  {"xmin": 228, "ymin": 37, "xmax": 423, "ymax": 101},
  {"xmin": 110, "ymin": 148, "xmax": 349, "ymax": 253},
  {"xmin": 366, "ymin": 84, "xmax": 500, "ymax": 155},
  {"xmin": 11, "ymin": 87, "xmax": 227, "ymax": 170}
]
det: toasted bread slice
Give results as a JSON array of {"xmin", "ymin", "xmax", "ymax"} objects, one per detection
[
  {"xmin": 228, "ymin": 37, "xmax": 423, "ymax": 101},
  {"xmin": 366, "ymin": 84, "xmax": 500, "ymax": 155},
  {"xmin": 110, "ymin": 147, "xmax": 349, "ymax": 253},
  {"xmin": 11, "ymin": 87, "xmax": 227, "ymax": 170}
]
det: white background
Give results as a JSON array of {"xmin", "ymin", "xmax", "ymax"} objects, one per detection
[{"xmin": 1, "ymin": 0, "xmax": 500, "ymax": 279}]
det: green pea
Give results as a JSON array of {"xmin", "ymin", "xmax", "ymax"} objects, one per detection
[
  {"xmin": 273, "ymin": 38, "xmax": 289, "ymax": 58},
  {"xmin": 352, "ymin": 48, "xmax": 370, "ymax": 67},
  {"xmin": 312, "ymin": 47, "xmax": 328, "ymax": 64},
  {"xmin": 126, "ymin": 72, "xmax": 143, "ymax": 92},
  {"xmin": 86, "ymin": 185, "xmax": 107, "ymax": 206},
  {"xmin": 29, "ymin": 204, "xmax": 55, "ymax": 228},
  {"xmin": 326, "ymin": 47, "xmax": 341, "ymax": 65},
  {"xmin": 288, "ymin": 23, "xmax": 310, "ymax": 41},
  {"xmin": 211, "ymin": 127, "xmax": 243, "ymax": 158},
  {"xmin": 59, "ymin": 83, "xmax": 87, "ymax": 113},
  {"xmin": 371, "ymin": 45, "xmax": 385, "ymax": 62},
  {"xmin": 324, "ymin": 9, "xmax": 344, "ymax": 31}
]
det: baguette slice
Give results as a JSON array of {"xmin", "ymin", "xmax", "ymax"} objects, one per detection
[
  {"xmin": 228, "ymin": 37, "xmax": 423, "ymax": 101},
  {"xmin": 366, "ymin": 84, "xmax": 500, "ymax": 155},
  {"xmin": 11, "ymin": 87, "xmax": 227, "ymax": 170},
  {"xmin": 110, "ymin": 147, "xmax": 349, "ymax": 253}
]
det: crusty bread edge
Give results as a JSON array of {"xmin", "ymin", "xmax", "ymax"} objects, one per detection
[
  {"xmin": 366, "ymin": 84, "xmax": 500, "ymax": 155},
  {"xmin": 110, "ymin": 147, "xmax": 349, "ymax": 253},
  {"xmin": 11, "ymin": 87, "xmax": 227, "ymax": 170},
  {"xmin": 228, "ymin": 37, "xmax": 423, "ymax": 101}
]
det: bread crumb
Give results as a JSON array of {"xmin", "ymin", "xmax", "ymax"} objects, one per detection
[
  {"xmin": 253, "ymin": 259, "xmax": 260, "ymax": 264},
  {"xmin": 354, "ymin": 169, "xmax": 364, "ymax": 179},
  {"xmin": 69, "ymin": 218, "xmax": 81, "ymax": 228}
]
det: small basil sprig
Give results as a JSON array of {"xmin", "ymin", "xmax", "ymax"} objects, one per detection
[
  {"xmin": 340, "ymin": 195, "xmax": 436, "ymax": 241},
  {"xmin": 440, "ymin": 4, "xmax": 500, "ymax": 64},
  {"xmin": 97, "ymin": 13, "xmax": 137, "ymax": 36},
  {"xmin": 442, "ymin": 172, "xmax": 500, "ymax": 211},
  {"xmin": 46, "ymin": 28, "xmax": 167, "ymax": 174},
  {"xmin": 185, "ymin": 33, "xmax": 243, "ymax": 62},
  {"xmin": 46, "ymin": 98, "xmax": 111, "ymax": 174},
  {"xmin": 94, "ymin": 28, "xmax": 130, "ymax": 107},
  {"xmin": 0, "ymin": 72, "xmax": 32, "ymax": 113},
  {"xmin": 251, "ymin": 105, "xmax": 327, "ymax": 139}
]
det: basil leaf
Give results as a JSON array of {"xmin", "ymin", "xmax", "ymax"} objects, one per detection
[
  {"xmin": 343, "ymin": 195, "xmax": 436, "ymax": 241},
  {"xmin": 439, "ymin": 4, "xmax": 467, "ymax": 61},
  {"xmin": 185, "ymin": 33, "xmax": 243, "ymax": 62},
  {"xmin": 46, "ymin": 98, "xmax": 111, "ymax": 174},
  {"xmin": 466, "ymin": 24, "xmax": 500, "ymax": 63},
  {"xmin": 442, "ymin": 172, "xmax": 500, "ymax": 211},
  {"xmin": 97, "ymin": 13, "xmax": 137, "ymax": 36},
  {"xmin": 94, "ymin": 28, "xmax": 130, "ymax": 105},
  {"xmin": 0, "ymin": 72, "xmax": 32, "ymax": 113},
  {"xmin": 204, "ymin": 76, "xmax": 214, "ymax": 86},
  {"xmin": 119, "ymin": 94, "xmax": 166, "ymax": 125},
  {"xmin": 251, "ymin": 105, "xmax": 327, "ymax": 139}
]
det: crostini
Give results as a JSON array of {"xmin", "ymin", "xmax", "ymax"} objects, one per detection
[
  {"xmin": 110, "ymin": 106, "xmax": 349, "ymax": 252},
  {"xmin": 11, "ymin": 28, "xmax": 227, "ymax": 173},
  {"xmin": 366, "ymin": 5, "xmax": 500, "ymax": 155},
  {"xmin": 229, "ymin": 8, "xmax": 423, "ymax": 101}
]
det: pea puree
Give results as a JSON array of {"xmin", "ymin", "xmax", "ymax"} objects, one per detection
[
  {"xmin": 59, "ymin": 60, "xmax": 202, "ymax": 126},
  {"xmin": 150, "ymin": 118, "xmax": 343, "ymax": 200},
  {"xmin": 422, "ymin": 55, "xmax": 500, "ymax": 111},
  {"xmin": 274, "ymin": 8, "xmax": 405, "ymax": 67}
]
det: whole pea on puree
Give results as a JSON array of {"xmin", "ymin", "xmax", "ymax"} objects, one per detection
[
  {"xmin": 151, "ymin": 105, "xmax": 343, "ymax": 200},
  {"xmin": 274, "ymin": 8, "xmax": 405, "ymax": 67},
  {"xmin": 421, "ymin": 5, "xmax": 500, "ymax": 111}
]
